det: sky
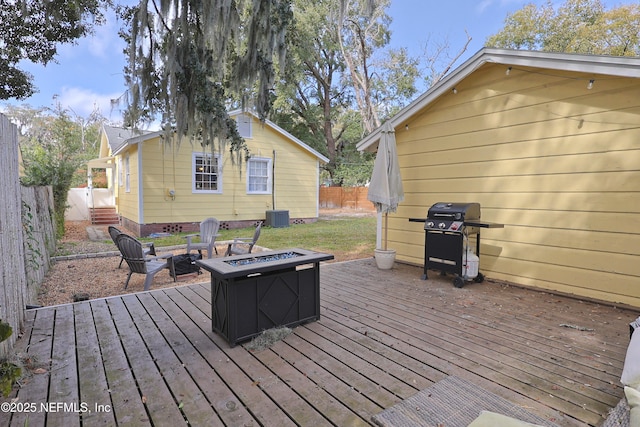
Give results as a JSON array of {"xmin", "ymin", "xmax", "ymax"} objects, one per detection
[{"xmin": 3, "ymin": 0, "xmax": 620, "ymax": 122}]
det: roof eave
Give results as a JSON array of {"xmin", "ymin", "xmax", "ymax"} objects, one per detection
[{"xmin": 357, "ymin": 48, "xmax": 640, "ymax": 152}]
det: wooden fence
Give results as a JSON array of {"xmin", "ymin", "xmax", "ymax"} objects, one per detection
[
  {"xmin": 319, "ymin": 186, "xmax": 375, "ymax": 211},
  {"xmin": 0, "ymin": 114, "xmax": 55, "ymax": 357}
]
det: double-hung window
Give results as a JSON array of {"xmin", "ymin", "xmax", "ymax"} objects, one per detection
[
  {"xmin": 193, "ymin": 152, "xmax": 222, "ymax": 193},
  {"xmin": 247, "ymin": 157, "xmax": 272, "ymax": 194}
]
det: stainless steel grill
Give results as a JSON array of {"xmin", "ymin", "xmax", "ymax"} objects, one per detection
[{"xmin": 410, "ymin": 202, "xmax": 503, "ymax": 288}]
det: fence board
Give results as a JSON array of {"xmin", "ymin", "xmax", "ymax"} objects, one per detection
[
  {"xmin": 0, "ymin": 113, "xmax": 56, "ymax": 357},
  {"xmin": 319, "ymin": 186, "xmax": 375, "ymax": 211}
]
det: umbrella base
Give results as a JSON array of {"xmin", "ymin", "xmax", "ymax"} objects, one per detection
[{"xmin": 374, "ymin": 249, "xmax": 396, "ymax": 270}]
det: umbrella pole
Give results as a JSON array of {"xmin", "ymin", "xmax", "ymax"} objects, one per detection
[{"xmin": 384, "ymin": 213, "xmax": 388, "ymax": 251}]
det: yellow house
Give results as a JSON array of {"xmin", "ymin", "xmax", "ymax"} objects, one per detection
[
  {"xmin": 94, "ymin": 111, "xmax": 329, "ymax": 236},
  {"xmin": 358, "ymin": 48, "xmax": 640, "ymax": 307}
]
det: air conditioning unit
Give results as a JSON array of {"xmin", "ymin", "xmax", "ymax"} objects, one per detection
[{"xmin": 265, "ymin": 210, "xmax": 289, "ymax": 228}]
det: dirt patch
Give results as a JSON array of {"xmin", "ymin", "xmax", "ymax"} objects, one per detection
[{"xmin": 40, "ymin": 210, "xmax": 374, "ymax": 307}]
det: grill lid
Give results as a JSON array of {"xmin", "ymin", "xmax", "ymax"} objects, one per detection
[{"xmin": 427, "ymin": 202, "xmax": 480, "ymax": 221}]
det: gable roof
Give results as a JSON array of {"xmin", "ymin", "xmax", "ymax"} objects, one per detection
[
  {"xmin": 357, "ymin": 48, "xmax": 640, "ymax": 152},
  {"xmin": 102, "ymin": 124, "xmax": 154, "ymax": 154},
  {"xmin": 107, "ymin": 113, "xmax": 329, "ymax": 163},
  {"xmin": 229, "ymin": 110, "xmax": 330, "ymax": 163}
]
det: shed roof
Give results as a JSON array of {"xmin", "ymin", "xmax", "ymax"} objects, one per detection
[{"xmin": 357, "ymin": 48, "xmax": 640, "ymax": 152}]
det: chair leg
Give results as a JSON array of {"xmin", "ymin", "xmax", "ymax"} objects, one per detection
[
  {"xmin": 124, "ymin": 271, "xmax": 133, "ymax": 289},
  {"xmin": 143, "ymin": 272, "xmax": 158, "ymax": 291},
  {"xmin": 118, "ymin": 256, "xmax": 124, "ymax": 268}
]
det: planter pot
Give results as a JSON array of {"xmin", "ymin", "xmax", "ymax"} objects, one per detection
[{"xmin": 374, "ymin": 249, "xmax": 396, "ymax": 270}]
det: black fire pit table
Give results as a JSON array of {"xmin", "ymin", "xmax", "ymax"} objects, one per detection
[{"xmin": 197, "ymin": 248, "xmax": 334, "ymax": 346}]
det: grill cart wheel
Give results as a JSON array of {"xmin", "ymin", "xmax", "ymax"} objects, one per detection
[
  {"xmin": 474, "ymin": 272, "xmax": 485, "ymax": 283},
  {"xmin": 453, "ymin": 276, "xmax": 465, "ymax": 288}
]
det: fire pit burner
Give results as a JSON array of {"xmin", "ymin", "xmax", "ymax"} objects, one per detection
[{"xmin": 224, "ymin": 251, "xmax": 302, "ymax": 267}]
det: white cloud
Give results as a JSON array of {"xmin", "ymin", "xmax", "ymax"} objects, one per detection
[
  {"xmin": 56, "ymin": 87, "xmax": 124, "ymax": 121},
  {"xmin": 476, "ymin": 0, "xmax": 494, "ymax": 14}
]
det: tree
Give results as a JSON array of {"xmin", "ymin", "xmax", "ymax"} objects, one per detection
[
  {"xmin": 118, "ymin": 0, "xmax": 292, "ymax": 164},
  {"xmin": 271, "ymin": 0, "xmax": 351, "ymax": 180},
  {"xmin": 6, "ymin": 104, "xmax": 103, "ymax": 238},
  {"xmin": 336, "ymin": 0, "xmax": 422, "ymax": 134},
  {"xmin": 0, "ymin": 0, "xmax": 111, "ymax": 100},
  {"xmin": 271, "ymin": 0, "xmax": 417, "ymax": 184},
  {"xmin": 486, "ymin": 0, "xmax": 640, "ymax": 56}
]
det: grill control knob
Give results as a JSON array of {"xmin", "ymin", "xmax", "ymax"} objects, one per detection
[
  {"xmin": 438, "ymin": 222, "xmax": 446, "ymax": 229},
  {"xmin": 427, "ymin": 221, "xmax": 434, "ymax": 228}
]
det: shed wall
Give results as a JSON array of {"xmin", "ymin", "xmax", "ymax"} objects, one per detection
[{"xmin": 392, "ymin": 63, "xmax": 640, "ymax": 306}]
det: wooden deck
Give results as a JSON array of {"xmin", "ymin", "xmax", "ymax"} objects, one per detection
[{"xmin": 1, "ymin": 259, "xmax": 636, "ymax": 427}]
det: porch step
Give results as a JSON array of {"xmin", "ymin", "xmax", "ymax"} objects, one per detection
[{"xmin": 90, "ymin": 207, "xmax": 119, "ymax": 225}]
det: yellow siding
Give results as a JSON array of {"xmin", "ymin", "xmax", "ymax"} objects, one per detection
[
  {"xmin": 391, "ymin": 63, "xmax": 640, "ymax": 307},
  {"xmin": 127, "ymin": 116, "xmax": 320, "ymax": 224}
]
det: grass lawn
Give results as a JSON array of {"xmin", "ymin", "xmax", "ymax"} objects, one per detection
[{"xmin": 144, "ymin": 216, "xmax": 377, "ymax": 262}]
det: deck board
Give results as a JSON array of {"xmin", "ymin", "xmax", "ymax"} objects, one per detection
[
  {"xmin": 2, "ymin": 259, "xmax": 636, "ymax": 427},
  {"xmin": 73, "ymin": 302, "xmax": 116, "ymax": 426}
]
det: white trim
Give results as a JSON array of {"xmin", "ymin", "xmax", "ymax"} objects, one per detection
[{"xmin": 137, "ymin": 144, "xmax": 144, "ymax": 224}]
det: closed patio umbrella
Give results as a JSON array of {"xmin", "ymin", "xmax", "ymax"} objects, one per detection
[{"xmin": 367, "ymin": 121, "xmax": 404, "ymax": 251}]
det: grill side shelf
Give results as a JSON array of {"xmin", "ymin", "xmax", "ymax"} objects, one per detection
[{"xmin": 463, "ymin": 220, "xmax": 504, "ymax": 228}]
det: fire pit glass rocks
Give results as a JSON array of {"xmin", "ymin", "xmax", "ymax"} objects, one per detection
[
  {"xmin": 224, "ymin": 251, "xmax": 301, "ymax": 267},
  {"xmin": 197, "ymin": 248, "xmax": 334, "ymax": 346}
]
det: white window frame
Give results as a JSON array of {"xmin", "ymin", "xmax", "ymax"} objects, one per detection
[
  {"xmin": 236, "ymin": 113, "xmax": 252, "ymax": 138},
  {"xmin": 246, "ymin": 157, "xmax": 272, "ymax": 195},
  {"xmin": 192, "ymin": 152, "xmax": 222, "ymax": 193},
  {"xmin": 124, "ymin": 154, "xmax": 130, "ymax": 193}
]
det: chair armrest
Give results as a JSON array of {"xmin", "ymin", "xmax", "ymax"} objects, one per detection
[
  {"xmin": 144, "ymin": 242, "xmax": 156, "ymax": 255},
  {"xmin": 232, "ymin": 237, "xmax": 253, "ymax": 243},
  {"xmin": 147, "ymin": 253, "xmax": 172, "ymax": 262},
  {"xmin": 184, "ymin": 233, "xmax": 200, "ymax": 238}
]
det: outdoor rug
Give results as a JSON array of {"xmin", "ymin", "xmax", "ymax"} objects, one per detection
[
  {"xmin": 601, "ymin": 397, "xmax": 630, "ymax": 427},
  {"xmin": 371, "ymin": 375, "xmax": 560, "ymax": 427}
]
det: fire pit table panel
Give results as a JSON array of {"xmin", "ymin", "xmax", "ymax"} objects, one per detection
[{"xmin": 197, "ymin": 248, "xmax": 334, "ymax": 346}]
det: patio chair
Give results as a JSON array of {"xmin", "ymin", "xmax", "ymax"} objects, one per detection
[
  {"xmin": 115, "ymin": 233, "xmax": 173, "ymax": 291},
  {"xmin": 184, "ymin": 217, "xmax": 220, "ymax": 258},
  {"xmin": 108, "ymin": 226, "xmax": 155, "ymax": 268},
  {"xmin": 225, "ymin": 221, "xmax": 262, "ymax": 256}
]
